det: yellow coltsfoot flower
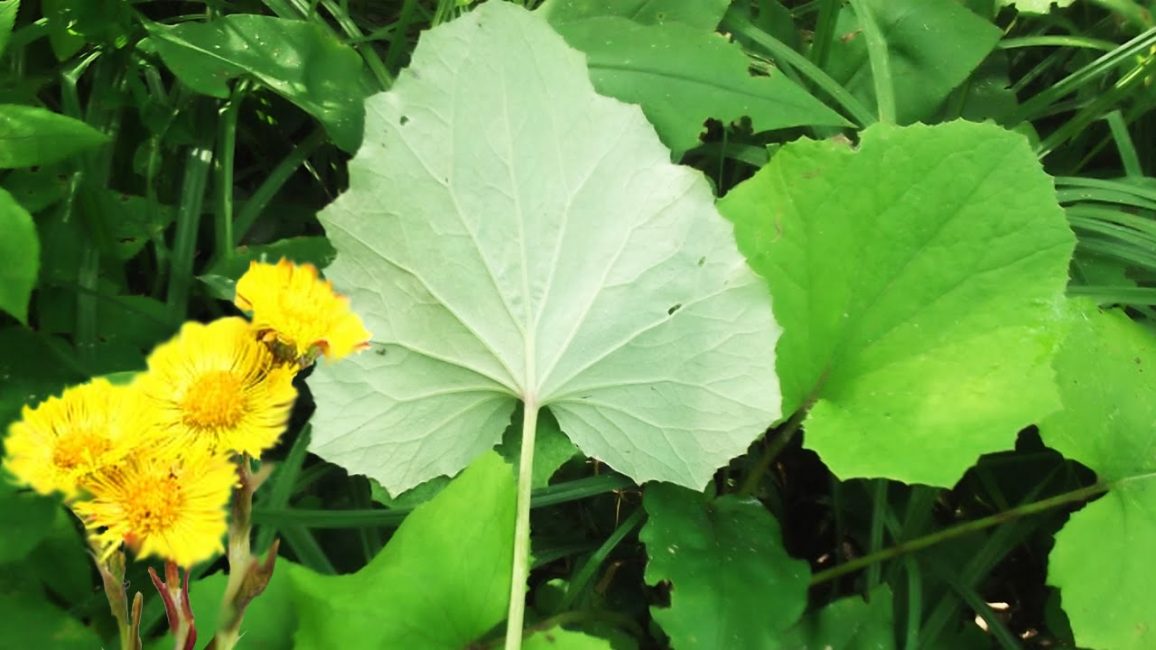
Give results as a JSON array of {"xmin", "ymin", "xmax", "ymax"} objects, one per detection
[
  {"xmin": 137, "ymin": 317, "xmax": 297, "ymax": 457},
  {"xmin": 3, "ymin": 378, "xmax": 142, "ymax": 499},
  {"xmin": 234, "ymin": 258, "xmax": 371, "ymax": 365},
  {"xmin": 73, "ymin": 444, "xmax": 237, "ymax": 568}
]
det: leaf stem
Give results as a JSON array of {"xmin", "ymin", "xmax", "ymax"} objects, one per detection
[
  {"xmin": 505, "ymin": 396, "xmax": 539, "ymax": 650},
  {"xmin": 737, "ymin": 407, "xmax": 808, "ymax": 497},
  {"xmin": 810, "ymin": 482, "xmax": 1109, "ymax": 586}
]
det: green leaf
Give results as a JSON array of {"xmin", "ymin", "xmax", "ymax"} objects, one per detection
[
  {"xmin": 552, "ymin": 17, "xmax": 849, "ymax": 155},
  {"xmin": 1040, "ymin": 302, "xmax": 1156, "ymax": 650},
  {"xmin": 0, "ymin": 0, "xmax": 19, "ymax": 59},
  {"xmin": 0, "ymin": 104, "xmax": 108, "ymax": 169},
  {"xmin": 308, "ymin": 1, "xmax": 781, "ymax": 495},
  {"xmin": 42, "ymin": 0, "xmax": 133, "ymax": 59},
  {"xmin": 289, "ymin": 451, "xmax": 515, "ymax": 648},
  {"xmin": 640, "ymin": 483, "xmax": 809, "ymax": 648},
  {"xmin": 781, "ymin": 585, "xmax": 896, "ymax": 649},
  {"xmin": 0, "ymin": 479, "xmax": 58, "ymax": 564},
  {"xmin": 0, "ymin": 187, "xmax": 38, "ymax": 323},
  {"xmin": 96, "ymin": 192, "xmax": 176, "ymax": 261},
  {"xmin": 146, "ymin": 16, "xmax": 366, "ymax": 152},
  {"xmin": 0, "ymin": 328, "xmax": 84, "ymax": 429},
  {"xmin": 718, "ymin": 121, "xmax": 1075, "ymax": 487},
  {"xmin": 539, "ymin": 0, "xmax": 729, "ymax": 30},
  {"xmin": 2, "ymin": 165, "xmax": 71, "ymax": 213},
  {"xmin": 496, "ymin": 406, "xmax": 579, "ymax": 489},
  {"xmin": 824, "ymin": 0, "xmax": 1002, "ymax": 124},
  {"xmin": 524, "ymin": 627, "xmax": 615, "ymax": 649},
  {"xmin": 0, "ymin": 595, "xmax": 102, "ymax": 649}
]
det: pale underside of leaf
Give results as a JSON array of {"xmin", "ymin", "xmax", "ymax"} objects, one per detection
[{"xmin": 308, "ymin": 1, "xmax": 780, "ymax": 495}]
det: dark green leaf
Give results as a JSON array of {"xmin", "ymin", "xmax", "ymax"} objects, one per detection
[
  {"xmin": 0, "ymin": 328, "xmax": 84, "ymax": 430},
  {"xmin": 0, "ymin": 104, "xmax": 107, "ymax": 169},
  {"xmin": 0, "ymin": 479, "xmax": 58, "ymax": 565},
  {"xmin": 42, "ymin": 0, "xmax": 133, "ymax": 59},
  {"xmin": 147, "ymin": 16, "xmax": 366, "ymax": 152},
  {"xmin": 553, "ymin": 17, "xmax": 849, "ymax": 155},
  {"xmin": 641, "ymin": 483, "xmax": 809, "ymax": 649},
  {"xmin": 199, "ymin": 236, "xmax": 335, "ymax": 301},
  {"xmin": 824, "ymin": 0, "xmax": 1002, "ymax": 124},
  {"xmin": 781, "ymin": 585, "xmax": 896, "ymax": 649},
  {"xmin": 0, "ymin": 594, "xmax": 102, "ymax": 649},
  {"xmin": 540, "ymin": 0, "xmax": 729, "ymax": 30}
]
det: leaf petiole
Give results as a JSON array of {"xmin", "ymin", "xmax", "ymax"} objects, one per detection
[{"xmin": 505, "ymin": 396, "xmax": 539, "ymax": 649}]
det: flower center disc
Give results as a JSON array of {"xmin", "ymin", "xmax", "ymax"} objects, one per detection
[
  {"xmin": 181, "ymin": 370, "xmax": 246, "ymax": 430},
  {"xmin": 124, "ymin": 475, "xmax": 184, "ymax": 536},
  {"xmin": 52, "ymin": 429, "xmax": 110, "ymax": 471}
]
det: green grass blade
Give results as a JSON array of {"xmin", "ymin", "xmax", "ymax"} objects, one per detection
[{"xmin": 722, "ymin": 7, "xmax": 875, "ymax": 127}]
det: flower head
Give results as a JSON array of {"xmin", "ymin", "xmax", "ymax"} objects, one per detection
[
  {"xmin": 137, "ymin": 317, "xmax": 297, "ymax": 457},
  {"xmin": 234, "ymin": 258, "xmax": 371, "ymax": 365},
  {"xmin": 73, "ymin": 444, "xmax": 237, "ymax": 567},
  {"xmin": 3, "ymin": 378, "xmax": 143, "ymax": 498}
]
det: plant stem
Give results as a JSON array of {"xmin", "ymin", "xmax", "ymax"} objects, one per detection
[
  {"xmin": 810, "ymin": 482, "xmax": 1109, "ymax": 585},
  {"xmin": 208, "ymin": 455, "xmax": 279, "ymax": 650},
  {"xmin": 737, "ymin": 407, "xmax": 808, "ymax": 497},
  {"xmin": 504, "ymin": 397, "xmax": 539, "ymax": 650},
  {"xmin": 148, "ymin": 562, "xmax": 196, "ymax": 650},
  {"xmin": 92, "ymin": 545, "xmax": 140, "ymax": 650}
]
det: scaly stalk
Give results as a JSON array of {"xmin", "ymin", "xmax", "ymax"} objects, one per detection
[
  {"xmin": 92, "ymin": 545, "xmax": 141, "ymax": 650},
  {"xmin": 208, "ymin": 455, "xmax": 279, "ymax": 650},
  {"xmin": 148, "ymin": 562, "xmax": 196, "ymax": 650}
]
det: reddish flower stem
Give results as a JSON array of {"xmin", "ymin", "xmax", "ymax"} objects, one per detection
[{"xmin": 149, "ymin": 562, "xmax": 197, "ymax": 650}]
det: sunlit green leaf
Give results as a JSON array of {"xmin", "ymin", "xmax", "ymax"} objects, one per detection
[
  {"xmin": 0, "ymin": 187, "xmax": 38, "ymax": 324},
  {"xmin": 719, "ymin": 121, "xmax": 1074, "ymax": 486},
  {"xmin": 308, "ymin": 1, "xmax": 781, "ymax": 495},
  {"xmin": 1041, "ymin": 301, "xmax": 1156, "ymax": 650},
  {"xmin": 289, "ymin": 451, "xmax": 514, "ymax": 648},
  {"xmin": 640, "ymin": 483, "xmax": 809, "ymax": 648}
]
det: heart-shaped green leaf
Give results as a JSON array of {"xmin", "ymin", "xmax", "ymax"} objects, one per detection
[
  {"xmin": 1041, "ymin": 301, "xmax": 1156, "ymax": 650},
  {"xmin": 719, "ymin": 121, "xmax": 1074, "ymax": 486},
  {"xmin": 289, "ymin": 451, "xmax": 514, "ymax": 648}
]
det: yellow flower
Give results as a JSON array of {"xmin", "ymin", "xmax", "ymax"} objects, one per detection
[
  {"xmin": 3, "ymin": 378, "xmax": 142, "ymax": 498},
  {"xmin": 234, "ymin": 258, "xmax": 371, "ymax": 365},
  {"xmin": 137, "ymin": 317, "xmax": 297, "ymax": 457},
  {"xmin": 73, "ymin": 445, "xmax": 236, "ymax": 568}
]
